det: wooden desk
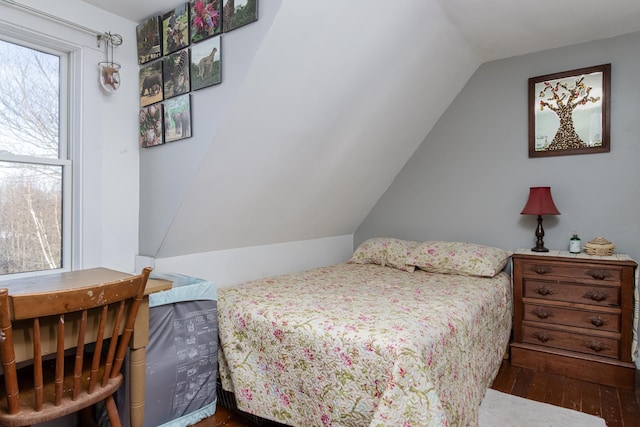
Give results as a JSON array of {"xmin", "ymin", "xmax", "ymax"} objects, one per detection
[{"xmin": 0, "ymin": 268, "xmax": 172, "ymax": 427}]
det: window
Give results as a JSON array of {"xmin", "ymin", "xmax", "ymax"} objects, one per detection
[{"xmin": 0, "ymin": 36, "xmax": 71, "ymax": 276}]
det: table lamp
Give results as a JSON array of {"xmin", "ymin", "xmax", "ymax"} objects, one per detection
[{"xmin": 520, "ymin": 186, "xmax": 560, "ymax": 252}]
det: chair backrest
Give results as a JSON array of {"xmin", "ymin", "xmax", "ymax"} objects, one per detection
[{"xmin": 0, "ymin": 267, "xmax": 151, "ymax": 419}]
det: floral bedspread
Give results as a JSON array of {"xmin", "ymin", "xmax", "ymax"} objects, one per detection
[{"xmin": 218, "ymin": 263, "xmax": 512, "ymax": 427}]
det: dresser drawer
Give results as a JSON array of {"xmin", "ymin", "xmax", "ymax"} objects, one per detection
[
  {"xmin": 523, "ymin": 303, "xmax": 620, "ymax": 332},
  {"xmin": 524, "ymin": 279, "xmax": 620, "ymax": 307},
  {"xmin": 521, "ymin": 261, "xmax": 623, "ymax": 284},
  {"xmin": 522, "ymin": 325, "xmax": 619, "ymax": 358}
]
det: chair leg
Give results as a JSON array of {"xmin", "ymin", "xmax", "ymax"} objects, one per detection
[
  {"xmin": 79, "ymin": 406, "xmax": 99, "ymax": 427},
  {"xmin": 104, "ymin": 395, "xmax": 122, "ymax": 427}
]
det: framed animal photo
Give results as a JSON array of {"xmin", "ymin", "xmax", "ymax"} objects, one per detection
[
  {"xmin": 190, "ymin": 36, "xmax": 221, "ymax": 91},
  {"xmin": 190, "ymin": 0, "xmax": 222, "ymax": 43},
  {"xmin": 136, "ymin": 16, "xmax": 162, "ymax": 64},
  {"xmin": 140, "ymin": 103, "xmax": 164, "ymax": 148},
  {"xmin": 139, "ymin": 61, "xmax": 163, "ymax": 107},
  {"xmin": 163, "ymin": 48, "xmax": 190, "ymax": 99},
  {"xmin": 222, "ymin": 0, "xmax": 258, "ymax": 33},
  {"xmin": 163, "ymin": 4, "xmax": 190, "ymax": 56},
  {"xmin": 164, "ymin": 94, "xmax": 192, "ymax": 142}
]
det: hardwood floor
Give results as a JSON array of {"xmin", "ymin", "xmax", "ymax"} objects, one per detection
[
  {"xmin": 491, "ymin": 360, "xmax": 640, "ymax": 427},
  {"xmin": 192, "ymin": 359, "xmax": 640, "ymax": 427}
]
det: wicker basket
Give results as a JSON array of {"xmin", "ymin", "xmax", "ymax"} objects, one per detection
[{"xmin": 584, "ymin": 237, "xmax": 615, "ymax": 256}]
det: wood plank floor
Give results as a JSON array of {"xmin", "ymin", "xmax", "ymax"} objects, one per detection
[{"xmin": 192, "ymin": 359, "xmax": 640, "ymax": 427}]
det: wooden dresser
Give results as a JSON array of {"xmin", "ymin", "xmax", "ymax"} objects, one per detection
[{"xmin": 510, "ymin": 250, "xmax": 637, "ymax": 389}]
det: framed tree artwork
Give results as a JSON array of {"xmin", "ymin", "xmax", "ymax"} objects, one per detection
[
  {"xmin": 164, "ymin": 94, "xmax": 192, "ymax": 142},
  {"xmin": 190, "ymin": 0, "xmax": 222, "ymax": 43},
  {"xmin": 528, "ymin": 64, "xmax": 610, "ymax": 158},
  {"xmin": 190, "ymin": 36, "xmax": 221, "ymax": 91},
  {"xmin": 222, "ymin": 0, "xmax": 258, "ymax": 33}
]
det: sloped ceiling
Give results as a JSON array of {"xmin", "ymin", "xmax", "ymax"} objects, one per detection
[
  {"xmin": 86, "ymin": 0, "xmax": 640, "ymax": 257},
  {"xmin": 158, "ymin": 1, "xmax": 479, "ymax": 255}
]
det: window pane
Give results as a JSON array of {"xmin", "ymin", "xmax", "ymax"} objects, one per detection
[
  {"xmin": 0, "ymin": 39, "xmax": 60, "ymax": 159},
  {"xmin": 0, "ymin": 162, "xmax": 62, "ymax": 275}
]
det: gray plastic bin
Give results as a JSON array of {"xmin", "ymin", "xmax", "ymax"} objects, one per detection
[
  {"xmin": 145, "ymin": 272, "xmax": 218, "ymax": 427},
  {"xmin": 107, "ymin": 272, "xmax": 218, "ymax": 427}
]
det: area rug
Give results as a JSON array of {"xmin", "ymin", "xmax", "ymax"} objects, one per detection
[{"xmin": 479, "ymin": 389, "xmax": 607, "ymax": 427}]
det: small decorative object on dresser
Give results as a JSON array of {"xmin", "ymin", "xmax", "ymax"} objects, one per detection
[
  {"xmin": 569, "ymin": 232, "xmax": 581, "ymax": 254},
  {"xmin": 510, "ymin": 250, "xmax": 637, "ymax": 389},
  {"xmin": 584, "ymin": 237, "xmax": 615, "ymax": 256}
]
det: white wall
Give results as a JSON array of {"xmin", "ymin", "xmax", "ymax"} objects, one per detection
[
  {"xmin": 138, "ymin": 0, "xmax": 284, "ymax": 258},
  {"xmin": 138, "ymin": 1, "xmax": 480, "ymax": 260},
  {"xmin": 0, "ymin": 0, "xmax": 140, "ymax": 273},
  {"xmin": 148, "ymin": 234, "xmax": 353, "ymax": 287}
]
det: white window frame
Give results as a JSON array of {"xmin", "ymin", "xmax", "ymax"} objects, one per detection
[{"xmin": 0, "ymin": 29, "xmax": 79, "ymax": 280}]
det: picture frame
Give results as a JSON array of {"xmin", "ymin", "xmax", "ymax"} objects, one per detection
[
  {"xmin": 528, "ymin": 64, "xmax": 610, "ymax": 158},
  {"xmin": 139, "ymin": 61, "xmax": 163, "ymax": 107},
  {"xmin": 164, "ymin": 94, "xmax": 192, "ymax": 142},
  {"xmin": 163, "ymin": 48, "xmax": 191, "ymax": 99},
  {"xmin": 222, "ymin": 0, "xmax": 258, "ymax": 33},
  {"xmin": 162, "ymin": 4, "xmax": 190, "ymax": 56},
  {"xmin": 140, "ymin": 103, "xmax": 164, "ymax": 148},
  {"xmin": 190, "ymin": 0, "xmax": 222, "ymax": 43},
  {"xmin": 190, "ymin": 36, "xmax": 221, "ymax": 91},
  {"xmin": 136, "ymin": 16, "xmax": 162, "ymax": 64}
]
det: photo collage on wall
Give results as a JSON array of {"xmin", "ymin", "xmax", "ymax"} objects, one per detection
[{"xmin": 137, "ymin": 0, "xmax": 258, "ymax": 148}]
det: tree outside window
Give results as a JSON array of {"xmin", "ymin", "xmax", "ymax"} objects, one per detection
[{"xmin": 0, "ymin": 38, "xmax": 68, "ymax": 276}]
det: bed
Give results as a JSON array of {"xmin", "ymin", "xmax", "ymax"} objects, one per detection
[{"xmin": 217, "ymin": 239, "xmax": 513, "ymax": 427}]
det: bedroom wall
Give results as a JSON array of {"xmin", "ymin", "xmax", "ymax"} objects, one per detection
[
  {"xmin": 356, "ymin": 30, "xmax": 640, "ymax": 265},
  {"xmin": 0, "ymin": 0, "xmax": 140, "ymax": 274},
  {"xmin": 151, "ymin": 234, "xmax": 354, "ymax": 287},
  {"xmin": 136, "ymin": 0, "xmax": 352, "ymax": 286},
  {"xmin": 355, "ymin": 31, "xmax": 640, "ymax": 369},
  {"xmin": 138, "ymin": 0, "xmax": 284, "ymax": 258}
]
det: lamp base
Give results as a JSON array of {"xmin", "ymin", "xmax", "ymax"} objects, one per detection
[
  {"xmin": 531, "ymin": 246, "xmax": 549, "ymax": 252},
  {"xmin": 531, "ymin": 215, "xmax": 549, "ymax": 252}
]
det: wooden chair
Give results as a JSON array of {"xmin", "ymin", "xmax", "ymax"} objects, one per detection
[{"xmin": 0, "ymin": 267, "xmax": 151, "ymax": 427}]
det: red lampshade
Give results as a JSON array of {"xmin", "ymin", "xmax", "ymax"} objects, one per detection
[{"xmin": 520, "ymin": 187, "xmax": 560, "ymax": 216}]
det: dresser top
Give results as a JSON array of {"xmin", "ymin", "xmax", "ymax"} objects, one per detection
[{"xmin": 514, "ymin": 249, "xmax": 637, "ymax": 265}]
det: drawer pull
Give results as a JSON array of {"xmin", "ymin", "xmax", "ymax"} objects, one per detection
[
  {"xmin": 588, "ymin": 316, "xmax": 606, "ymax": 327},
  {"xmin": 535, "ymin": 287, "xmax": 553, "ymax": 296},
  {"xmin": 531, "ymin": 307, "xmax": 553, "ymax": 319},
  {"xmin": 586, "ymin": 269, "xmax": 611, "ymax": 280},
  {"xmin": 585, "ymin": 341, "xmax": 610, "ymax": 353},
  {"xmin": 531, "ymin": 331, "xmax": 552, "ymax": 343},
  {"xmin": 532, "ymin": 266, "xmax": 551, "ymax": 275},
  {"xmin": 583, "ymin": 290, "xmax": 609, "ymax": 302}
]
